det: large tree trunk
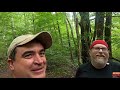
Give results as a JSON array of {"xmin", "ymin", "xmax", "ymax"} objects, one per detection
[
  {"xmin": 79, "ymin": 12, "xmax": 91, "ymax": 63},
  {"xmin": 105, "ymin": 12, "xmax": 112, "ymax": 58},
  {"xmin": 95, "ymin": 12, "xmax": 105, "ymax": 39},
  {"xmin": 76, "ymin": 17, "xmax": 81, "ymax": 65}
]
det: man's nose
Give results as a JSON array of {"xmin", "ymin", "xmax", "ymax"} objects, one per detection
[
  {"xmin": 34, "ymin": 54, "xmax": 43, "ymax": 64},
  {"xmin": 99, "ymin": 48, "xmax": 103, "ymax": 52}
]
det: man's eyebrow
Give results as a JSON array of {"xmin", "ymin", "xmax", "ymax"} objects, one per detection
[
  {"xmin": 22, "ymin": 49, "xmax": 45, "ymax": 56},
  {"xmin": 40, "ymin": 49, "xmax": 45, "ymax": 52},
  {"xmin": 22, "ymin": 51, "xmax": 34, "ymax": 57}
]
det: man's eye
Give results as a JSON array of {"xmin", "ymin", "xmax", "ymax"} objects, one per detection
[
  {"xmin": 95, "ymin": 47, "xmax": 100, "ymax": 50},
  {"xmin": 98, "ymin": 48, "xmax": 107, "ymax": 50},
  {"xmin": 40, "ymin": 52, "xmax": 45, "ymax": 56},
  {"xmin": 24, "ymin": 53, "xmax": 33, "ymax": 58}
]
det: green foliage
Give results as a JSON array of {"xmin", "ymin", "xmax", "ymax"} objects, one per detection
[
  {"xmin": 111, "ymin": 14, "xmax": 120, "ymax": 59},
  {"xmin": 0, "ymin": 12, "xmax": 78, "ymax": 78},
  {"xmin": 46, "ymin": 50, "xmax": 78, "ymax": 78},
  {"xmin": 1, "ymin": 12, "xmax": 120, "ymax": 78}
]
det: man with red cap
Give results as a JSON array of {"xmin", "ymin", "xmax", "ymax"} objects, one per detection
[{"xmin": 75, "ymin": 40, "xmax": 120, "ymax": 78}]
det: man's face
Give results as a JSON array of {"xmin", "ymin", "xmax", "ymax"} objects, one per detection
[
  {"xmin": 89, "ymin": 44, "xmax": 109, "ymax": 69},
  {"xmin": 8, "ymin": 42, "xmax": 47, "ymax": 78}
]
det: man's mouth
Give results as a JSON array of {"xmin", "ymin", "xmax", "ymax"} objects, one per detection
[
  {"xmin": 96, "ymin": 55, "xmax": 105, "ymax": 57},
  {"xmin": 31, "ymin": 67, "xmax": 45, "ymax": 73}
]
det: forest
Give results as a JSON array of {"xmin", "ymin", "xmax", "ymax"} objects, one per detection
[{"xmin": 0, "ymin": 12, "xmax": 120, "ymax": 78}]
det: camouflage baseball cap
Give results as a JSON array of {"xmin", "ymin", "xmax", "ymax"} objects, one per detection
[{"xmin": 7, "ymin": 31, "xmax": 52, "ymax": 58}]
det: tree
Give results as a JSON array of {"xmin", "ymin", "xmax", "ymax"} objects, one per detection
[
  {"xmin": 95, "ymin": 12, "xmax": 105, "ymax": 40},
  {"xmin": 79, "ymin": 12, "xmax": 91, "ymax": 63},
  {"xmin": 105, "ymin": 12, "xmax": 112, "ymax": 58}
]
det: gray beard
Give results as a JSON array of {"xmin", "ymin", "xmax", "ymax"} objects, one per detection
[{"xmin": 91, "ymin": 58, "xmax": 108, "ymax": 69}]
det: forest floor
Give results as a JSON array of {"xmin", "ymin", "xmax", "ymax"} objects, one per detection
[{"xmin": 0, "ymin": 69, "xmax": 12, "ymax": 78}]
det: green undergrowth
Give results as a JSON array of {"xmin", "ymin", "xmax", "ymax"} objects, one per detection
[{"xmin": 46, "ymin": 54, "xmax": 79, "ymax": 78}]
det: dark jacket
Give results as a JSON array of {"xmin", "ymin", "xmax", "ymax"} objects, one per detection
[{"xmin": 75, "ymin": 60, "xmax": 120, "ymax": 78}]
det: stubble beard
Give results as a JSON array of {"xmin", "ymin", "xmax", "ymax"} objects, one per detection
[{"xmin": 91, "ymin": 57, "xmax": 108, "ymax": 69}]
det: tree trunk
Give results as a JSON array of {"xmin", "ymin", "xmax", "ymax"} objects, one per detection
[
  {"xmin": 55, "ymin": 12, "xmax": 63, "ymax": 47},
  {"xmin": 79, "ymin": 12, "xmax": 91, "ymax": 63},
  {"xmin": 11, "ymin": 17, "xmax": 16, "ymax": 38},
  {"xmin": 73, "ymin": 12, "xmax": 81, "ymax": 65},
  {"xmin": 66, "ymin": 14, "xmax": 77, "ymax": 50},
  {"xmin": 65, "ymin": 19, "xmax": 74, "ymax": 63},
  {"xmin": 95, "ymin": 12, "xmax": 105, "ymax": 39},
  {"xmin": 105, "ymin": 12, "xmax": 112, "ymax": 58},
  {"xmin": 75, "ymin": 17, "xmax": 81, "ymax": 65},
  {"xmin": 57, "ymin": 20, "xmax": 63, "ymax": 47},
  {"xmin": 32, "ymin": 12, "xmax": 36, "ymax": 33}
]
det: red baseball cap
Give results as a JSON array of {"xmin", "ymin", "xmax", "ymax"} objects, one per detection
[{"xmin": 90, "ymin": 40, "xmax": 108, "ymax": 49}]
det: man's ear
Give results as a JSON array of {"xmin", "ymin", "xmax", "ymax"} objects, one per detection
[{"xmin": 8, "ymin": 59, "xmax": 14, "ymax": 71}]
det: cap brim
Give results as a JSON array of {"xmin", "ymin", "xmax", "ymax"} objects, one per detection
[{"xmin": 34, "ymin": 31, "xmax": 52, "ymax": 49}]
